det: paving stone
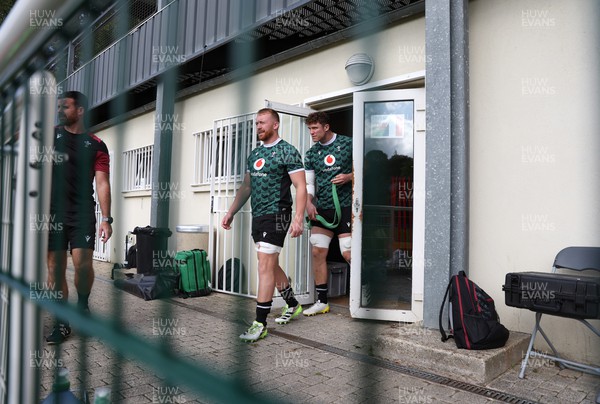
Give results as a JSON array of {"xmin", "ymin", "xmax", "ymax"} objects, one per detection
[
  {"xmin": 559, "ymin": 368, "xmax": 584, "ymax": 379},
  {"xmin": 121, "ymin": 395, "xmax": 153, "ymax": 403},
  {"xmin": 539, "ymin": 393, "xmax": 569, "ymax": 404},
  {"xmin": 556, "ymin": 388, "xmax": 589, "ymax": 403},
  {"xmin": 486, "ymin": 379, "xmax": 515, "ymax": 391}
]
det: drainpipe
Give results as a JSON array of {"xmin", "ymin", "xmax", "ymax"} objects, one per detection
[
  {"xmin": 150, "ymin": 0, "xmax": 178, "ymax": 229},
  {"xmin": 423, "ymin": 0, "xmax": 470, "ymax": 328}
]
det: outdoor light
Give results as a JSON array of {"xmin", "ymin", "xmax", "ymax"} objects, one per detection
[{"xmin": 345, "ymin": 53, "xmax": 374, "ymax": 85}]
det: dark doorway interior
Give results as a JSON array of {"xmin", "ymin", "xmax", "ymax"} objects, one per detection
[
  {"xmin": 318, "ymin": 105, "xmax": 353, "ymax": 307},
  {"xmin": 323, "ymin": 105, "xmax": 353, "ymax": 264},
  {"xmin": 328, "ymin": 106, "xmax": 353, "ymax": 138}
]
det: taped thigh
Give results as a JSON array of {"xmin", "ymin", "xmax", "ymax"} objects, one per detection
[
  {"xmin": 255, "ymin": 241, "xmax": 282, "ymax": 254},
  {"xmin": 309, "ymin": 233, "xmax": 332, "ymax": 248},
  {"xmin": 339, "ymin": 236, "xmax": 351, "ymax": 254}
]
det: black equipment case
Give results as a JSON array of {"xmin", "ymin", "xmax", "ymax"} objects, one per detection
[{"xmin": 503, "ymin": 272, "xmax": 600, "ymax": 319}]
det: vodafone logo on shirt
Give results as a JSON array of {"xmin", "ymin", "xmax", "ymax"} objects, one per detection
[
  {"xmin": 254, "ymin": 158, "xmax": 266, "ymax": 170},
  {"xmin": 324, "ymin": 154, "xmax": 336, "ymax": 166}
]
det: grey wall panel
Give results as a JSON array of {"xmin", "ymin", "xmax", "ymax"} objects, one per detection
[
  {"xmin": 100, "ymin": 49, "xmax": 107, "ymax": 101},
  {"xmin": 143, "ymin": 18, "xmax": 155, "ymax": 80},
  {"xmin": 100, "ymin": 51, "xmax": 106, "ymax": 102},
  {"xmin": 125, "ymin": 35, "xmax": 134, "ymax": 87},
  {"xmin": 216, "ymin": 0, "xmax": 229, "ymax": 41},
  {"xmin": 158, "ymin": 5, "xmax": 167, "ymax": 46},
  {"xmin": 77, "ymin": 72, "xmax": 83, "ymax": 94},
  {"xmin": 134, "ymin": 26, "xmax": 143, "ymax": 84},
  {"xmin": 78, "ymin": 70, "xmax": 84, "ymax": 94},
  {"xmin": 95, "ymin": 57, "xmax": 103, "ymax": 104},
  {"xmin": 104, "ymin": 47, "xmax": 112, "ymax": 100},
  {"xmin": 286, "ymin": 0, "xmax": 304, "ymax": 8},
  {"xmin": 227, "ymin": 0, "xmax": 241, "ymax": 37},
  {"xmin": 255, "ymin": 0, "xmax": 270, "ymax": 21},
  {"xmin": 87, "ymin": 62, "xmax": 96, "ymax": 106},
  {"xmin": 205, "ymin": 0, "xmax": 217, "ymax": 45},
  {"xmin": 240, "ymin": 0, "xmax": 256, "ymax": 29},
  {"xmin": 131, "ymin": 29, "xmax": 144, "ymax": 83},
  {"xmin": 183, "ymin": 0, "xmax": 198, "ymax": 55},
  {"xmin": 65, "ymin": 72, "xmax": 75, "ymax": 94},
  {"xmin": 137, "ymin": 22, "xmax": 147, "ymax": 83},
  {"xmin": 107, "ymin": 45, "xmax": 115, "ymax": 99},
  {"xmin": 72, "ymin": 72, "xmax": 81, "ymax": 94},
  {"xmin": 130, "ymin": 29, "xmax": 139, "ymax": 84},
  {"xmin": 178, "ymin": 0, "xmax": 190, "ymax": 55},
  {"xmin": 149, "ymin": 17, "xmax": 159, "ymax": 76},
  {"xmin": 271, "ymin": 0, "xmax": 285, "ymax": 14},
  {"xmin": 194, "ymin": 0, "xmax": 207, "ymax": 53}
]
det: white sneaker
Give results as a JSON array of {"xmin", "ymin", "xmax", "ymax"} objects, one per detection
[
  {"xmin": 303, "ymin": 301, "xmax": 330, "ymax": 316},
  {"xmin": 239, "ymin": 321, "xmax": 267, "ymax": 342}
]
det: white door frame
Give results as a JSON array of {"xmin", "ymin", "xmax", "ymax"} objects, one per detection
[{"xmin": 350, "ymin": 88, "xmax": 426, "ymax": 322}]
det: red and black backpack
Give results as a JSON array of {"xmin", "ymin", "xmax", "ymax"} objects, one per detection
[{"xmin": 439, "ymin": 271, "xmax": 510, "ymax": 350}]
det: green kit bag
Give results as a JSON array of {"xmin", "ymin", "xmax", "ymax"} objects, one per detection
[{"xmin": 175, "ymin": 249, "xmax": 212, "ymax": 297}]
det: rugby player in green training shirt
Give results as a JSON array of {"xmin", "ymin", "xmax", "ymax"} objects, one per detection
[
  {"xmin": 222, "ymin": 108, "xmax": 307, "ymax": 342},
  {"xmin": 303, "ymin": 111, "xmax": 353, "ymax": 316}
]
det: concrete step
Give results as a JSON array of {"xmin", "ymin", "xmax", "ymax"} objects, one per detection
[{"xmin": 372, "ymin": 322, "xmax": 531, "ymax": 384}]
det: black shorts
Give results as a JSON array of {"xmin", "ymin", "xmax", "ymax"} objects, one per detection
[
  {"xmin": 251, "ymin": 213, "xmax": 292, "ymax": 248},
  {"xmin": 310, "ymin": 206, "xmax": 352, "ymax": 236},
  {"xmin": 47, "ymin": 213, "xmax": 96, "ymax": 251}
]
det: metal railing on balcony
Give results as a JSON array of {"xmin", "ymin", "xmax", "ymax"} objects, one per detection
[{"xmin": 60, "ymin": 0, "xmax": 310, "ymax": 110}]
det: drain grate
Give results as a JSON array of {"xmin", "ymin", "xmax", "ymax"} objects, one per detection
[
  {"xmin": 270, "ymin": 330, "xmax": 538, "ymax": 404},
  {"xmin": 166, "ymin": 298, "xmax": 538, "ymax": 404}
]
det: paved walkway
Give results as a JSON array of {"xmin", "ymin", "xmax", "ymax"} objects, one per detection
[{"xmin": 37, "ymin": 260, "xmax": 600, "ymax": 403}]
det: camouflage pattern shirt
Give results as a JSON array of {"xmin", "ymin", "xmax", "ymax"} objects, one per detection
[
  {"xmin": 247, "ymin": 138, "xmax": 304, "ymax": 217},
  {"xmin": 304, "ymin": 133, "xmax": 353, "ymax": 209}
]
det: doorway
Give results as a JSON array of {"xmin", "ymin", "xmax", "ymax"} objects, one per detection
[{"xmin": 320, "ymin": 106, "xmax": 353, "ymax": 308}]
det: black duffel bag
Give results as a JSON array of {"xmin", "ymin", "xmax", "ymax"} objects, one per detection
[{"xmin": 114, "ymin": 270, "xmax": 179, "ymax": 301}]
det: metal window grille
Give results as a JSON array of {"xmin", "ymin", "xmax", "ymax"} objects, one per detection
[
  {"xmin": 193, "ymin": 129, "xmax": 212, "ymax": 185},
  {"xmin": 122, "ymin": 145, "xmax": 153, "ymax": 192},
  {"xmin": 194, "ymin": 114, "xmax": 255, "ymax": 185}
]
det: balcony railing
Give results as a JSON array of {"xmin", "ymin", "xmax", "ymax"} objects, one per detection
[{"xmin": 61, "ymin": 0, "xmax": 310, "ymax": 110}]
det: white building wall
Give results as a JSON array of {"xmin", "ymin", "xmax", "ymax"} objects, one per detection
[{"xmin": 469, "ymin": 0, "xmax": 600, "ymax": 364}]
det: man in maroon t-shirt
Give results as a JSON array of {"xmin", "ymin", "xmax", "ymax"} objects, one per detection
[{"xmin": 46, "ymin": 91, "xmax": 112, "ymax": 344}]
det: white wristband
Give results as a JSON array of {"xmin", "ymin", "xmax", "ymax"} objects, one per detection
[{"xmin": 306, "ymin": 170, "xmax": 315, "ymax": 197}]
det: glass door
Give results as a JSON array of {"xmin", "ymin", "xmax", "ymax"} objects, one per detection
[{"xmin": 350, "ymin": 89, "xmax": 425, "ymax": 322}]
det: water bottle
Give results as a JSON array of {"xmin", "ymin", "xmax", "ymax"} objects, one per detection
[
  {"xmin": 41, "ymin": 368, "xmax": 84, "ymax": 404},
  {"xmin": 93, "ymin": 387, "xmax": 111, "ymax": 403}
]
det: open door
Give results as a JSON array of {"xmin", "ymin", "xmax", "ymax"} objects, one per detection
[{"xmin": 350, "ymin": 89, "xmax": 425, "ymax": 322}]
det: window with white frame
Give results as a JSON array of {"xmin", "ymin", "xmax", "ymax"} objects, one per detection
[
  {"xmin": 193, "ymin": 114, "xmax": 255, "ymax": 185},
  {"xmin": 122, "ymin": 145, "xmax": 153, "ymax": 191}
]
